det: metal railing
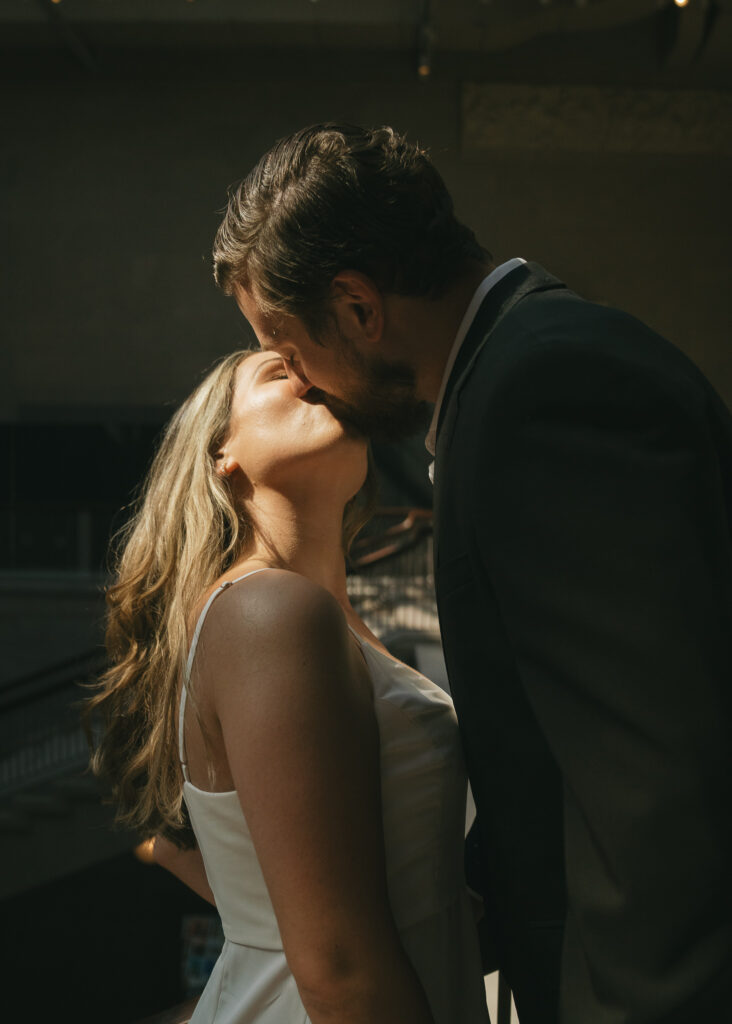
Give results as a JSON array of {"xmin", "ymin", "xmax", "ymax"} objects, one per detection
[
  {"xmin": 347, "ymin": 507, "xmax": 440, "ymax": 642},
  {"xmin": 0, "ymin": 649, "xmax": 105, "ymax": 798}
]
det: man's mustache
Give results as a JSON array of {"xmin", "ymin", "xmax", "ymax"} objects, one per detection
[{"xmin": 296, "ymin": 376, "xmax": 431, "ymax": 441}]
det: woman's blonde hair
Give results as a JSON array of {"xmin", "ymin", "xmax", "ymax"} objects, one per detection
[{"xmin": 85, "ymin": 349, "xmax": 374, "ymax": 844}]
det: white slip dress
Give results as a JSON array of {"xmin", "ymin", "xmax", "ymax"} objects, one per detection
[{"xmin": 179, "ymin": 569, "xmax": 489, "ymax": 1024}]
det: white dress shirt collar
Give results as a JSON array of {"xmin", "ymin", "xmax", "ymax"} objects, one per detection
[{"xmin": 425, "ymin": 258, "xmax": 526, "ymax": 481}]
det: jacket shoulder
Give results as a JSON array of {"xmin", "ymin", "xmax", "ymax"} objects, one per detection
[{"xmin": 464, "ymin": 290, "xmax": 716, "ymax": 416}]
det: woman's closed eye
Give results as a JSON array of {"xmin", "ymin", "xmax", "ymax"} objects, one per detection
[
  {"xmin": 281, "ymin": 352, "xmax": 305, "ymax": 377},
  {"xmin": 264, "ymin": 356, "xmax": 290, "ymax": 380},
  {"xmin": 254, "ymin": 356, "xmax": 290, "ymax": 383}
]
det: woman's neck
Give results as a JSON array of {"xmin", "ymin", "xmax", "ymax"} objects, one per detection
[{"xmin": 232, "ymin": 489, "xmax": 352, "ymax": 609}]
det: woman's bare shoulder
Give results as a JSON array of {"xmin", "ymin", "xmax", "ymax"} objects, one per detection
[
  {"xmin": 211, "ymin": 566, "xmax": 345, "ymax": 631},
  {"xmin": 195, "ymin": 567, "xmax": 353, "ymax": 685}
]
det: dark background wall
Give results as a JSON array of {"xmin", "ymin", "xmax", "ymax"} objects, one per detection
[{"xmin": 3, "ymin": 11, "xmax": 732, "ymax": 423}]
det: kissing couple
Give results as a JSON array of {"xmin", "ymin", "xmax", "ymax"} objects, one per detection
[{"xmin": 89, "ymin": 124, "xmax": 732, "ymax": 1024}]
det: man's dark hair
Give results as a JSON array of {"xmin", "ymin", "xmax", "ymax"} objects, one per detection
[{"xmin": 212, "ymin": 123, "xmax": 489, "ymax": 332}]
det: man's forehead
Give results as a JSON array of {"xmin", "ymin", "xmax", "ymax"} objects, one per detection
[
  {"xmin": 234, "ymin": 284, "xmax": 287, "ymax": 343},
  {"xmin": 258, "ymin": 320, "xmax": 288, "ymax": 351}
]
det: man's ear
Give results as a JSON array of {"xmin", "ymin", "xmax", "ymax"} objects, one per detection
[{"xmin": 329, "ymin": 270, "xmax": 384, "ymax": 345}]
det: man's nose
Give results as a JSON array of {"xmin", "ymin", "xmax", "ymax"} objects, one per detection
[{"xmin": 286, "ymin": 363, "xmax": 313, "ymax": 398}]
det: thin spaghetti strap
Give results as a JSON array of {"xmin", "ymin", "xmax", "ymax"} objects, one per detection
[
  {"xmin": 178, "ymin": 566, "xmax": 274, "ymax": 776},
  {"xmin": 178, "ymin": 684, "xmax": 191, "ymax": 781}
]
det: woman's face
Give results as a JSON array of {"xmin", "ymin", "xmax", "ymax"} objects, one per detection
[{"xmin": 222, "ymin": 351, "xmax": 368, "ymax": 495}]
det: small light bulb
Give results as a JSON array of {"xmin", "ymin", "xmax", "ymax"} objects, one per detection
[{"xmin": 674, "ymin": 0, "xmax": 690, "ymax": 7}]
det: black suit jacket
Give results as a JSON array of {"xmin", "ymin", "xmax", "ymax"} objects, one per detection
[{"xmin": 433, "ymin": 263, "xmax": 732, "ymax": 1023}]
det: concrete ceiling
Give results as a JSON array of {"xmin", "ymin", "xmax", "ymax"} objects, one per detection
[
  {"xmin": 0, "ymin": 0, "xmax": 697, "ymax": 42},
  {"xmin": 3, "ymin": 0, "xmax": 732, "ymax": 84}
]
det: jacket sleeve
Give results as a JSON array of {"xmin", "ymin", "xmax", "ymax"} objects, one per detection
[{"xmin": 473, "ymin": 338, "xmax": 732, "ymax": 1021}]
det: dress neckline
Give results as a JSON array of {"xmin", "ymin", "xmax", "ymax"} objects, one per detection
[{"xmin": 347, "ymin": 626, "xmax": 430, "ymax": 681}]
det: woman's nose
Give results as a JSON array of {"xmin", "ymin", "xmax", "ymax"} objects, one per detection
[{"xmin": 286, "ymin": 363, "xmax": 313, "ymax": 397}]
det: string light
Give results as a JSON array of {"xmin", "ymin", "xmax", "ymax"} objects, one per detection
[
  {"xmin": 417, "ymin": 2, "xmax": 434, "ymax": 79},
  {"xmin": 674, "ymin": 0, "xmax": 690, "ymax": 7}
]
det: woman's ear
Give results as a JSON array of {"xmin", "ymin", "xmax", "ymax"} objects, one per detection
[
  {"xmin": 215, "ymin": 453, "xmax": 240, "ymax": 478},
  {"xmin": 329, "ymin": 270, "xmax": 384, "ymax": 345}
]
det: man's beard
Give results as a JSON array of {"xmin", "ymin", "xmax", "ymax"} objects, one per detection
[{"xmin": 307, "ymin": 352, "xmax": 431, "ymax": 442}]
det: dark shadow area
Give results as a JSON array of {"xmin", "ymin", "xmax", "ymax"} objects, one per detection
[
  {"xmin": 0, "ymin": 420, "xmax": 164, "ymax": 572},
  {"xmin": 0, "ymin": 849, "xmax": 216, "ymax": 1024}
]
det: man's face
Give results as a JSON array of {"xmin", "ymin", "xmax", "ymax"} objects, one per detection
[{"xmin": 233, "ymin": 284, "xmax": 430, "ymax": 439}]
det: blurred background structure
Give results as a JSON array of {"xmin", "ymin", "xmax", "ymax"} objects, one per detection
[{"xmin": 1, "ymin": 1, "xmax": 731, "ymax": 1020}]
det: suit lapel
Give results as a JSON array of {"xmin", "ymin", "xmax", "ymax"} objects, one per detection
[{"xmin": 433, "ymin": 263, "xmax": 566, "ymax": 563}]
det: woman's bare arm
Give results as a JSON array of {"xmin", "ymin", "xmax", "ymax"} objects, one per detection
[
  {"xmin": 152, "ymin": 835, "xmax": 216, "ymax": 907},
  {"xmin": 198, "ymin": 569, "xmax": 436, "ymax": 1024}
]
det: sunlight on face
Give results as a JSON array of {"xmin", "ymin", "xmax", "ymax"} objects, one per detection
[
  {"xmin": 223, "ymin": 351, "xmax": 368, "ymax": 491},
  {"xmin": 233, "ymin": 288, "xmax": 430, "ymax": 440}
]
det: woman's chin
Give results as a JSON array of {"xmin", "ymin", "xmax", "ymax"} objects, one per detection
[
  {"xmin": 311, "ymin": 403, "xmax": 367, "ymax": 445},
  {"xmin": 326, "ymin": 409, "xmax": 368, "ymax": 444},
  {"xmin": 309, "ymin": 394, "xmax": 370, "ymax": 440}
]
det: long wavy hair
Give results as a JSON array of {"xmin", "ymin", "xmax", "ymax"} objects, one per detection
[{"xmin": 85, "ymin": 349, "xmax": 374, "ymax": 844}]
